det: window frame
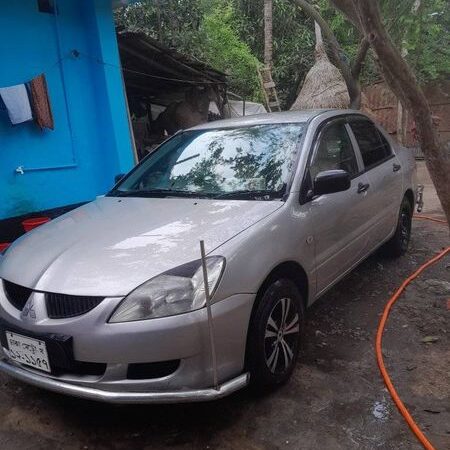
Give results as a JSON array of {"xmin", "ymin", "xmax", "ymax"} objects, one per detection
[
  {"xmin": 346, "ymin": 116, "xmax": 395, "ymax": 172},
  {"xmin": 299, "ymin": 116, "xmax": 364, "ymax": 205}
]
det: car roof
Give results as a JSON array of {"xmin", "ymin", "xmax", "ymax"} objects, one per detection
[{"xmin": 187, "ymin": 109, "xmax": 331, "ymax": 131}]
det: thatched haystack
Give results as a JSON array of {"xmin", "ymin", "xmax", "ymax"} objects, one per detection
[{"xmin": 291, "ymin": 23, "xmax": 350, "ymax": 110}]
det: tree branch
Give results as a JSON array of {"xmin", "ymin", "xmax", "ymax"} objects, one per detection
[
  {"xmin": 331, "ymin": 0, "xmax": 450, "ymax": 227},
  {"xmin": 327, "ymin": 0, "xmax": 363, "ymax": 31},
  {"xmin": 351, "ymin": 36, "xmax": 369, "ymax": 80}
]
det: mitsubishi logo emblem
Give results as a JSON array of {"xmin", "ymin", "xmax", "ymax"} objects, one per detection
[{"xmin": 22, "ymin": 298, "xmax": 36, "ymax": 320}]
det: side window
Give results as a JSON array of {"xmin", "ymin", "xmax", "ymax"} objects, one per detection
[
  {"xmin": 349, "ymin": 120, "xmax": 392, "ymax": 169},
  {"xmin": 310, "ymin": 122, "xmax": 359, "ymax": 180}
]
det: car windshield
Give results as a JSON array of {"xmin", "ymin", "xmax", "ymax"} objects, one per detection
[{"xmin": 110, "ymin": 123, "xmax": 305, "ymax": 200}]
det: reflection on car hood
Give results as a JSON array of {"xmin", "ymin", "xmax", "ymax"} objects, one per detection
[{"xmin": 0, "ymin": 197, "xmax": 283, "ymax": 297}]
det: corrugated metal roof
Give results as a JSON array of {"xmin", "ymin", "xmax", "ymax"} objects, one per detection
[{"xmin": 117, "ymin": 30, "xmax": 227, "ymax": 103}]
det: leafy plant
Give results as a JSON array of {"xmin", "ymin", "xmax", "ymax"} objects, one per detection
[
  {"xmin": 382, "ymin": 0, "xmax": 450, "ymax": 83},
  {"xmin": 115, "ymin": 0, "xmax": 205, "ymax": 56},
  {"xmin": 230, "ymin": 0, "xmax": 317, "ymax": 107},
  {"xmin": 201, "ymin": 5, "xmax": 262, "ymax": 99}
]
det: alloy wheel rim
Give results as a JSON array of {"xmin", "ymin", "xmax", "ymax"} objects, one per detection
[{"xmin": 264, "ymin": 297, "xmax": 300, "ymax": 374}]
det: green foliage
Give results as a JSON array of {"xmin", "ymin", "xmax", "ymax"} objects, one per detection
[
  {"xmin": 115, "ymin": 0, "xmax": 448, "ymax": 106},
  {"xmin": 316, "ymin": 0, "xmax": 360, "ymax": 61},
  {"xmin": 115, "ymin": 0, "xmax": 205, "ymax": 57},
  {"xmin": 230, "ymin": 0, "xmax": 317, "ymax": 107},
  {"xmin": 382, "ymin": 0, "xmax": 450, "ymax": 83},
  {"xmin": 115, "ymin": 0, "xmax": 262, "ymax": 101},
  {"xmin": 201, "ymin": 5, "xmax": 262, "ymax": 99},
  {"xmin": 303, "ymin": 0, "xmax": 449, "ymax": 86}
]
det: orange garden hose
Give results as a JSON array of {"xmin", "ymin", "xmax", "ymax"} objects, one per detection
[
  {"xmin": 413, "ymin": 215, "xmax": 448, "ymax": 225},
  {"xmin": 376, "ymin": 215, "xmax": 449, "ymax": 450}
]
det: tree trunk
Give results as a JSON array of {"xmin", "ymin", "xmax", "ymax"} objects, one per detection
[
  {"xmin": 264, "ymin": 0, "xmax": 273, "ymax": 68},
  {"xmin": 331, "ymin": 0, "xmax": 450, "ymax": 228},
  {"xmin": 396, "ymin": 101, "xmax": 408, "ymax": 145}
]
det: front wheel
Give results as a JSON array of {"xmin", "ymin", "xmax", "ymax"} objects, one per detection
[
  {"xmin": 247, "ymin": 278, "xmax": 305, "ymax": 388},
  {"xmin": 383, "ymin": 197, "xmax": 412, "ymax": 257}
]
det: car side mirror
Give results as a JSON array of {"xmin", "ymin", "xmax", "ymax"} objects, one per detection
[
  {"xmin": 313, "ymin": 169, "xmax": 351, "ymax": 196},
  {"xmin": 114, "ymin": 173, "xmax": 125, "ymax": 184}
]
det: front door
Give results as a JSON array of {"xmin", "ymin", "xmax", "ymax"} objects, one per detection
[{"xmin": 302, "ymin": 119, "xmax": 372, "ymax": 295}]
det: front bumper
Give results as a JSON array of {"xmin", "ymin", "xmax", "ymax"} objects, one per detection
[
  {"xmin": 0, "ymin": 358, "xmax": 249, "ymax": 403},
  {"xmin": 0, "ymin": 285, "xmax": 255, "ymax": 402}
]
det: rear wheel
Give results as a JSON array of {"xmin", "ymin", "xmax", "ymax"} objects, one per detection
[
  {"xmin": 247, "ymin": 278, "xmax": 305, "ymax": 388},
  {"xmin": 383, "ymin": 196, "xmax": 412, "ymax": 257}
]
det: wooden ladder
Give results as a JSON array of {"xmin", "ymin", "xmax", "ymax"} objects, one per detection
[{"xmin": 258, "ymin": 66, "xmax": 281, "ymax": 112}]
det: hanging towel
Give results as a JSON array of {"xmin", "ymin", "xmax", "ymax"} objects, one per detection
[
  {"xmin": 29, "ymin": 74, "xmax": 54, "ymax": 130},
  {"xmin": 0, "ymin": 84, "xmax": 33, "ymax": 125}
]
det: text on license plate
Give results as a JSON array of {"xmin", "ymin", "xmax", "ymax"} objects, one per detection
[{"xmin": 5, "ymin": 331, "xmax": 51, "ymax": 373}]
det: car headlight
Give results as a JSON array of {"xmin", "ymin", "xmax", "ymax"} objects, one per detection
[{"xmin": 109, "ymin": 256, "xmax": 225, "ymax": 323}]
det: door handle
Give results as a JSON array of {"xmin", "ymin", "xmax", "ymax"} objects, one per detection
[
  {"xmin": 357, "ymin": 182, "xmax": 370, "ymax": 194},
  {"xmin": 393, "ymin": 163, "xmax": 401, "ymax": 172}
]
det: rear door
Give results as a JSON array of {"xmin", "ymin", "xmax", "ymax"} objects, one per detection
[
  {"xmin": 347, "ymin": 117, "xmax": 403, "ymax": 249},
  {"xmin": 302, "ymin": 118, "xmax": 372, "ymax": 295}
]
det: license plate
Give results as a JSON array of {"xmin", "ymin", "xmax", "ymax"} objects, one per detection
[{"xmin": 5, "ymin": 331, "xmax": 51, "ymax": 373}]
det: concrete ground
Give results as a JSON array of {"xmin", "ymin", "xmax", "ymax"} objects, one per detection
[{"xmin": 0, "ymin": 163, "xmax": 448, "ymax": 450}]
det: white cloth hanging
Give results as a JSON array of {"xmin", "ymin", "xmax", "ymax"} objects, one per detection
[{"xmin": 0, "ymin": 84, "xmax": 33, "ymax": 125}]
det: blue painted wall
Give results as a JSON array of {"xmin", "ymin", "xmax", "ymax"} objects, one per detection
[{"xmin": 0, "ymin": 0, "xmax": 134, "ymax": 220}]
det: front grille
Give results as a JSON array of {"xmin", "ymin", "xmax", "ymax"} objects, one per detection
[
  {"xmin": 45, "ymin": 293, "xmax": 104, "ymax": 319},
  {"xmin": 3, "ymin": 280, "xmax": 32, "ymax": 311},
  {"xmin": 2, "ymin": 280, "xmax": 104, "ymax": 319}
]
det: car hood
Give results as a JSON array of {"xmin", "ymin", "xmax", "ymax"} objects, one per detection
[{"xmin": 0, "ymin": 197, "xmax": 283, "ymax": 296}]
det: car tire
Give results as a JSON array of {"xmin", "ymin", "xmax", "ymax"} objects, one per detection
[
  {"xmin": 247, "ymin": 278, "xmax": 305, "ymax": 389},
  {"xmin": 383, "ymin": 196, "xmax": 413, "ymax": 258}
]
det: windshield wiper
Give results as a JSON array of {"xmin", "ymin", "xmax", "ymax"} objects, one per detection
[
  {"xmin": 214, "ymin": 189, "xmax": 282, "ymax": 200},
  {"xmin": 174, "ymin": 153, "xmax": 200, "ymax": 166},
  {"xmin": 110, "ymin": 189, "xmax": 211, "ymax": 199}
]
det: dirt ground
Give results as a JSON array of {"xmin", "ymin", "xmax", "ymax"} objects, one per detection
[{"xmin": 0, "ymin": 163, "xmax": 449, "ymax": 450}]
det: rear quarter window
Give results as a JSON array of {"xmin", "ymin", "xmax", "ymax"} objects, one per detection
[{"xmin": 350, "ymin": 120, "xmax": 392, "ymax": 169}]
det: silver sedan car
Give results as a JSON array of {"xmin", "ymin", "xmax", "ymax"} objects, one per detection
[{"xmin": 0, "ymin": 110, "xmax": 418, "ymax": 403}]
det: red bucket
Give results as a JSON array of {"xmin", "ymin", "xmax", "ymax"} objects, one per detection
[
  {"xmin": 0, "ymin": 243, "xmax": 10, "ymax": 253},
  {"xmin": 22, "ymin": 217, "xmax": 50, "ymax": 232}
]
